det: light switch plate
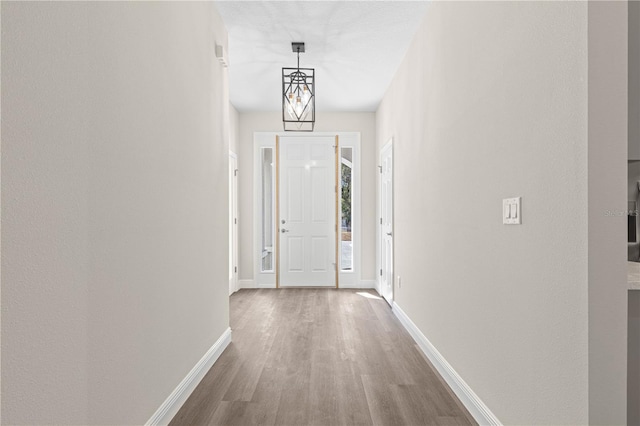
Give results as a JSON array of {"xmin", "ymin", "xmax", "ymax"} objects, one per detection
[{"xmin": 503, "ymin": 197, "xmax": 522, "ymax": 225}]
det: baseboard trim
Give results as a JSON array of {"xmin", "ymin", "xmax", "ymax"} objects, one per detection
[
  {"xmin": 238, "ymin": 280, "xmax": 277, "ymax": 289},
  {"xmin": 339, "ymin": 280, "xmax": 376, "ymax": 289},
  {"xmin": 392, "ymin": 302, "xmax": 501, "ymax": 426},
  {"xmin": 146, "ymin": 327, "xmax": 232, "ymax": 426},
  {"xmin": 375, "ymin": 278, "xmax": 382, "ymax": 295},
  {"xmin": 257, "ymin": 283, "xmax": 276, "ymax": 289},
  {"xmin": 241, "ymin": 280, "xmax": 374, "ymax": 289},
  {"xmin": 238, "ymin": 279, "xmax": 254, "ymax": 289}
]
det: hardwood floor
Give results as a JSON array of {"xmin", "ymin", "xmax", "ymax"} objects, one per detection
[{"xmin": 170, "ymin": 289, "xmax": 476, "ymax": 426}]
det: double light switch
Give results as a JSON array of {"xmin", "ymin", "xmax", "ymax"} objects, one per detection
[{"xmin": 503, "ymin": 197, "xmax": 522, "ymax": 225}]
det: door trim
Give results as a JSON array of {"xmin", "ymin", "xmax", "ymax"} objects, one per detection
[
  {"xmin": 334, "ymin": 135, "xmax": 340, "ymax": 288},
  {"xmin": 253, "ymin": 132, "xmax": 362, "ymax": 288},
  {"xmin": 378, "ymin": 138, "xmax": 394, "ymax": 303},
  {"xmin": 229, "ymin": 151, "xmax": 238, "ymax": 295},
  {"xmin": 275, "ymin": 136, "xmax": 280, "ymax": 288}
]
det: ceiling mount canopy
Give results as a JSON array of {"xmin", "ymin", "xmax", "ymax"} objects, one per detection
[{"xmin": 282, "ymin": 42, "xmax": 315, "ymax": 131}]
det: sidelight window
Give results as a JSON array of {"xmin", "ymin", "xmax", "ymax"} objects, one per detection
[
  {"xmin": 260, "ymin": 148, "xmax": 275, "ymax": 272},
  {"xmin": 340, "ymin": 147, "xmax": 353, "ymax": 272}
]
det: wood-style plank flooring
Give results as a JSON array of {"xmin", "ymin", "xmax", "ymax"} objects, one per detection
[{"xmin": 170, "ymin": 289, "xmax": 475, "ymax": 426}]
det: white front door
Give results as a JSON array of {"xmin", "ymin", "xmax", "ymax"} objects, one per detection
[
  {"xmin": 279, "ymin": 136, "xmax": 336, "ymax": 287},
  {"xmin": 380, "ymin": 141, "xmax": 393, "ymax": 304}
]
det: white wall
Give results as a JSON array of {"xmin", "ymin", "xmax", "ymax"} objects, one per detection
[
  {"xmin": 230, "ymin": 103, "xmax": 240, "ymax": 154},
  {"xmin": 1, "ymin": 2, "xmax": 230, "ymax": 424},
  {"xmin": 377, "ymin": 2, "xmax": 625, "ymax": 423},
  {"xmin": 237, "ymin": 112, "xmax": 376, "ymax": 283}
]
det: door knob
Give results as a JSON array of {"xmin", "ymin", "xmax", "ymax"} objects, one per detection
[
  {"xmin": 281, "ymin": 228, "xmax": 289, "ymax": 233},
  {"xmin": 281, "ymin": 219, "xmax": 286, "ymax": 224}
]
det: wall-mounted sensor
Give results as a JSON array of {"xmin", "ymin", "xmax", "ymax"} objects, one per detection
[{"xmin": 215, "ymin": 43, "xmax": 228, "ymax": 67}]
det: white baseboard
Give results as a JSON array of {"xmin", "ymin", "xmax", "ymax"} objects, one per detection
[
  {"xmin": 238, "ymin": 280, "xmax": 275, "ymax": 289},
  {"xmin": 392, "ymin": 302, "xmax": 501, "ymax": 426},
  {"xmin": 146, "ymin": 327, "xmax": 232, "ymax": 426},
  {"xmin": 257, "ymin": 283, "xmax": 276, "ymax": 288},
  {"xmin": 240, "ymin": 280, "xmax": 373, "ymax": 289},
  {"xmin": 238, "ymin": 279, "xmax": 254, "ymax": 289},
  {"xmin": 375, "ymin": 278, "xmax": 382, "ymax": 295},
  {"xmin": 339, "ymin": 280, "xmax": 376, "ymax": 289}
]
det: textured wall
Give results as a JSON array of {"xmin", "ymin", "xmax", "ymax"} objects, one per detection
[
  {"xmin": 2, "ymin": 2, "xmax": 230, "ymax": 424},
  {"xmin": 587, "ymin": 2, "xmax": 628, "ymax": 423},
  {"xmin": 630, "ymin": 1, "xmax": 640, "ymax": 160},
  {"xmin": 377, "ymin": 2, "xmax": 590, "ymax": 423}
]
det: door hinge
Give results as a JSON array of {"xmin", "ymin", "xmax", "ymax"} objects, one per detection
[
  {"xmin": 380, "ymin": 218, "xmax": 383, "ymax": 225},
  {"xmin": 234, "ymin": 169, "xmax": 238, "ymax": 176},
  {"xmin": 234, "ymin": 266, "xmax": 237, "ymax": 273},
  {"xmin": 380, "ymin": 269, "xmax": 383, "ymax": 276},
  {"xmin": 234, "ymin": 218, "xmax": 237, "ymax": 225},
  {"xmin": 378, "ymin": 165, "xmax": 382, "ymax": 173}
]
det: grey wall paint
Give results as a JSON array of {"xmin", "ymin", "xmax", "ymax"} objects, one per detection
[
  {"xmin": 629, "ymin": 1, "xmax": 640, "ymax": 260},
  {"xmin": 630, "ymin": 1, "xmax": 640, "ymax": 160},
  {"xmin": 587, "ymin": 2, "xmax": 628, "ymax": 423},
  {"xmin": 377, "ymin": 1, "xmax": 626, "ymax": 423},
  {"xmin": 1, "ymin": 2, "xmax": 230, "ymax": 424},
  {"xmin": 3, "ymin": 4, "xmax": 91, "ymax": 422}
]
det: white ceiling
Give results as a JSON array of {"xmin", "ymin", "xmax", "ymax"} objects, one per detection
[{"xmin": 215, "ymin": 1, "xmax": 429, "ymax": 112}]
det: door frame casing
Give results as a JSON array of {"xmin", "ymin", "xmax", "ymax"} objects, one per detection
[
  {"xmin": 253, "ymin": 136, "xmax": 277, "ymax": 288},
  {"xmin": 229, "ymin": 151, "xmax": 239, "ymax": 295},
  {"xmin": 253, "ymin": 132, "xmax": 362, "ymax": 288},
  {"xmin": 377, "ymin": 138, "xmax": 394, "ymax": 302}
]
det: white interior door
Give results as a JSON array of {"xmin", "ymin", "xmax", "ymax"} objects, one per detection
[
  {"xmin": 380, "ymin": 141, "xmax": 393, "ymax": 304},
  {"xmin": 229, "ymin": 152, "xmax": 238, "ymax": 295},
  {"xmin": 279, "ymin": 136, "xmax": 336, "ymax": 287}
]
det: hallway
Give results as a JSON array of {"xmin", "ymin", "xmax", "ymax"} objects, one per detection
[
  {"xmin": 170, "ymin": 289, "xmax": 475, "ymax": 426},
  {"xmin": 2, "ymin": 2, "xmax": 631, "ymax": 424}
]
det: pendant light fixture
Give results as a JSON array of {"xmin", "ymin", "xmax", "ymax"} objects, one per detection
[{"xmin": 282, "ymin": 42, "xmax": 315, "ymax": 131}]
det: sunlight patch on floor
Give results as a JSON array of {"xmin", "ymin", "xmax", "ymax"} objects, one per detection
[{"xmin": 356, "ymin": 291, "xmax": 381, "ymax": 300}]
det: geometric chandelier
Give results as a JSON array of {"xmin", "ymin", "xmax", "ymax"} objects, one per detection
[{"xmin": 282, "ymin": 42, "xmax": 315, "ymax": 131}]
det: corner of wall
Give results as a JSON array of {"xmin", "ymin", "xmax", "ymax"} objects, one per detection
[{"xmin": 587, "ymin": 2, "xmax": 628, "ymax": 423}]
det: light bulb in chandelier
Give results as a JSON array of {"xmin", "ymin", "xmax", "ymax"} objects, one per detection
[
  {"xmin": 287, "ymin": 92, "xmax": 295, "ymax": 118},
  {"xmin": 294, "ymin": 95, "xmax": 304, "ymax": 117},
  {"xmin": 302, "ymin": 84, "xmax": 311, "ymax": 105}
]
